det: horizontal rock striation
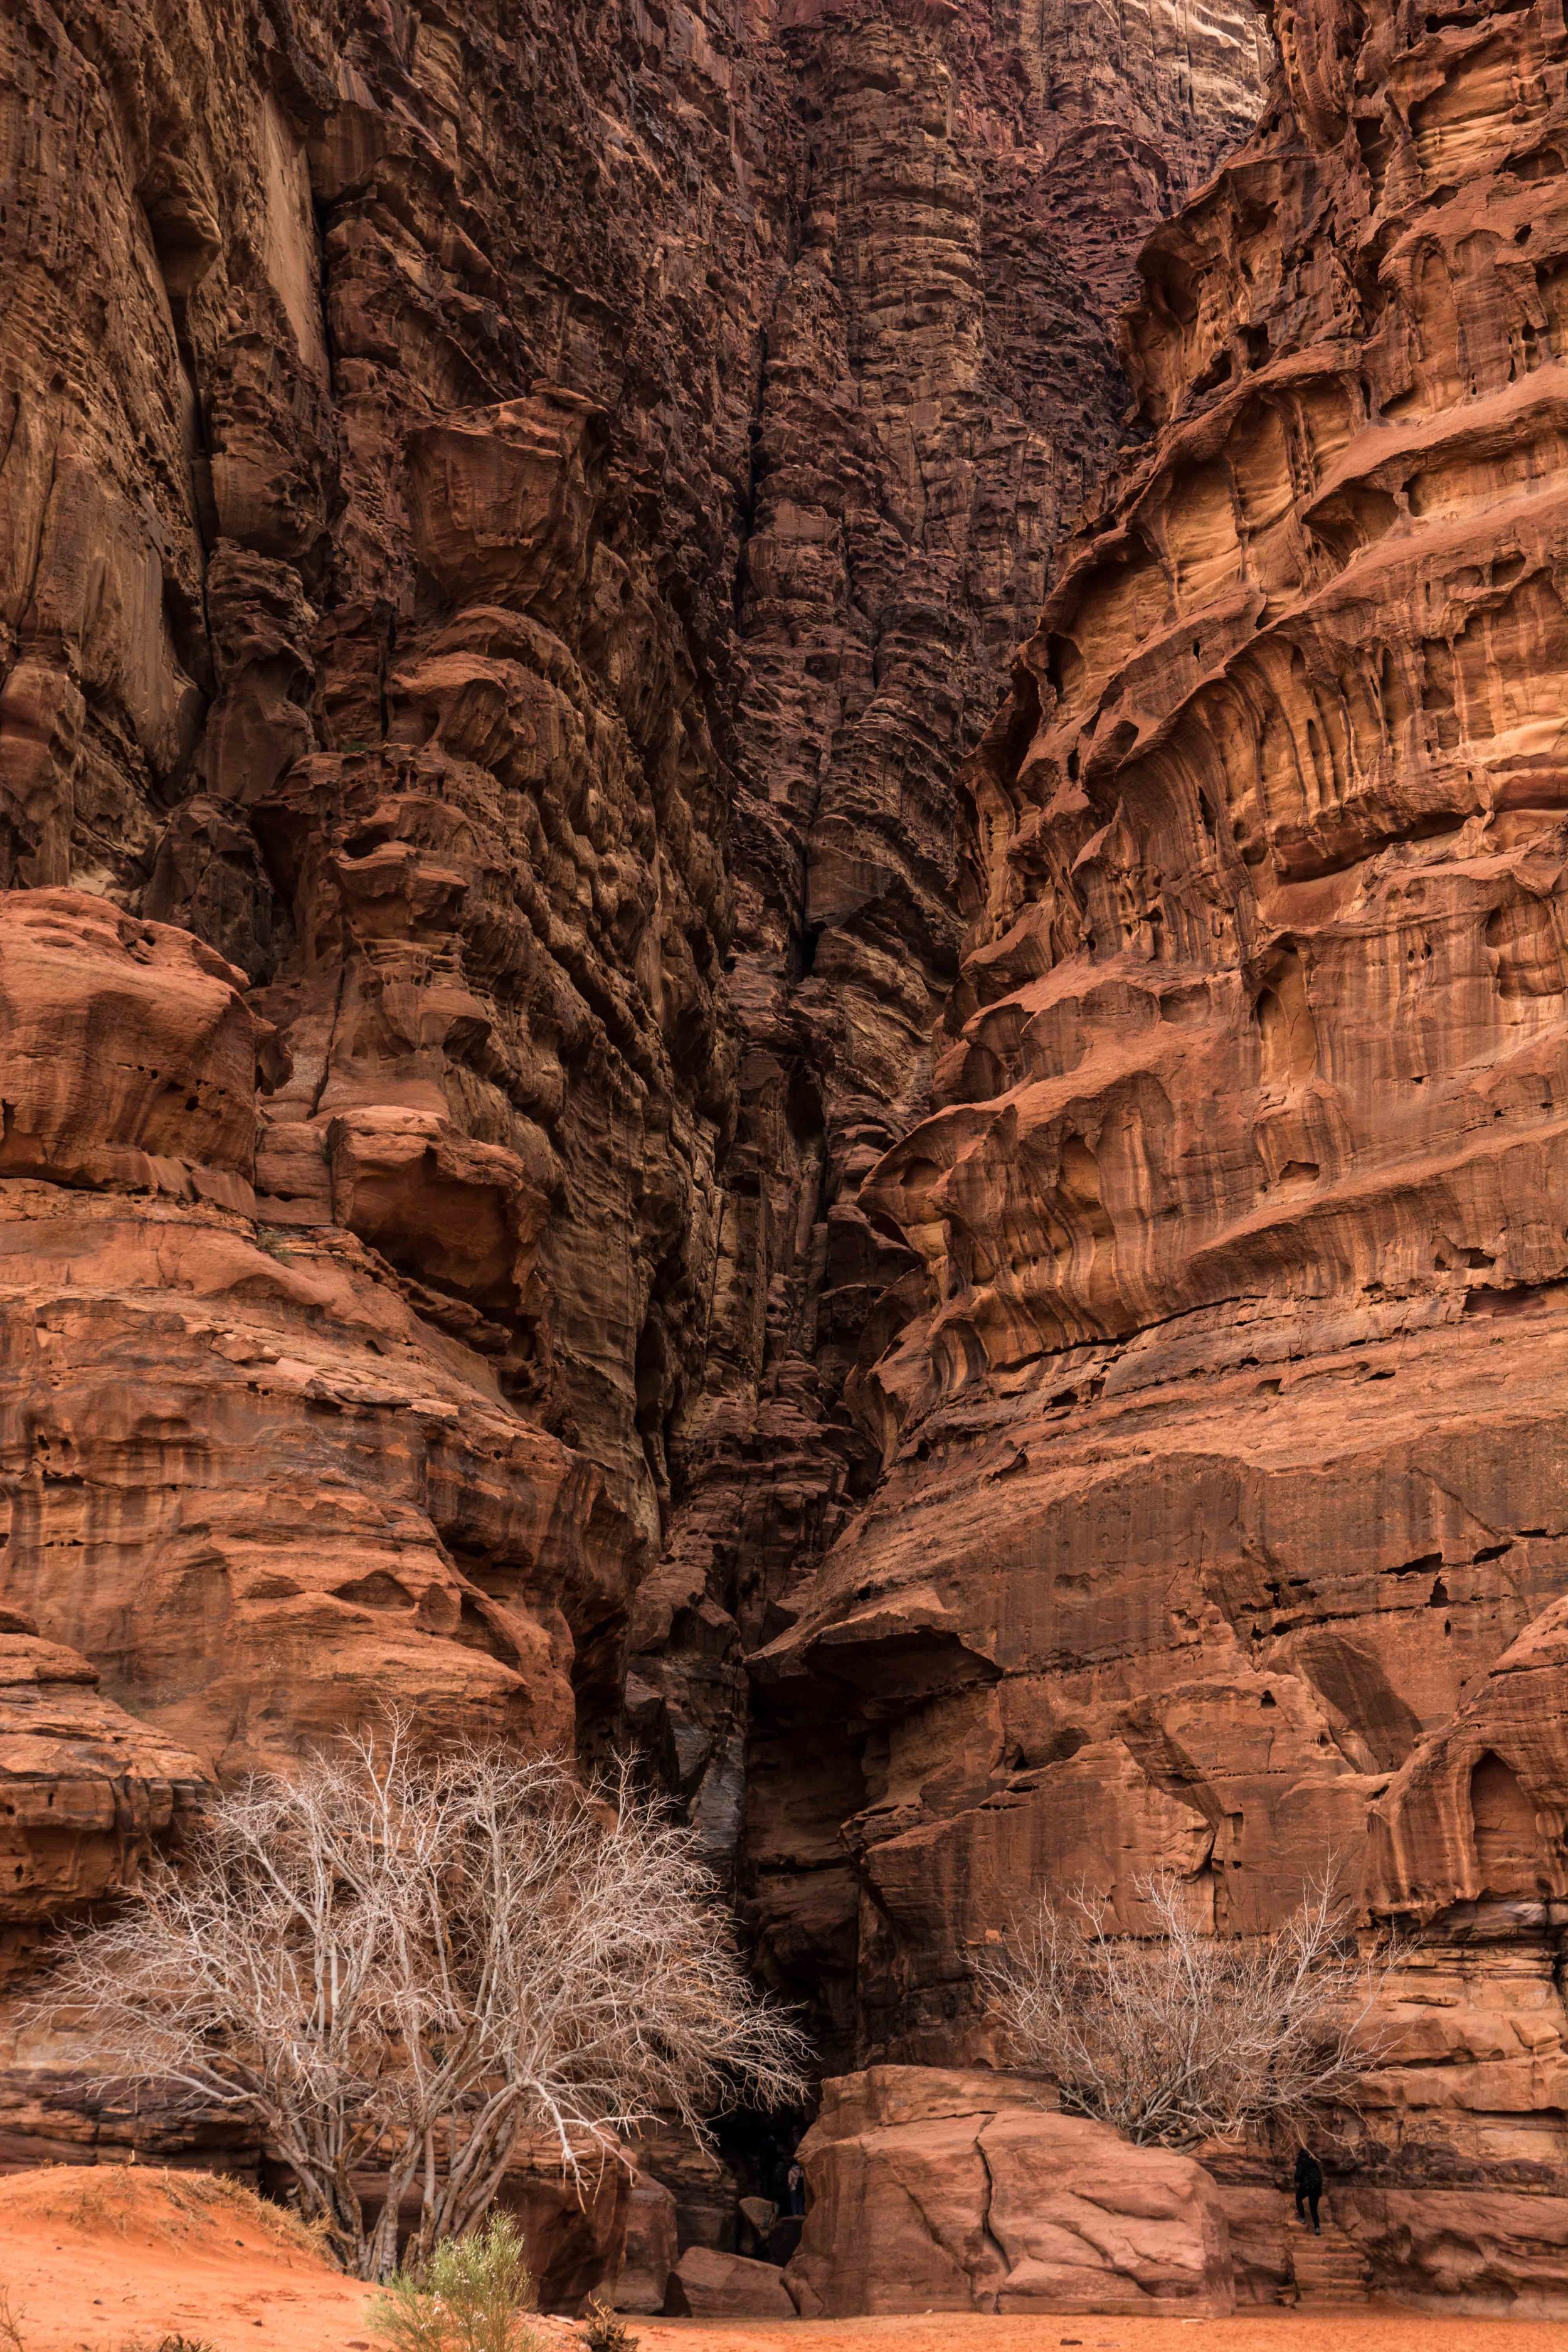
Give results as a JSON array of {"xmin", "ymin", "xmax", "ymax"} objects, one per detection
[
  {"xmin": 0, "ymin": 0, "xmax": 1267, "ymax": 1820},
  {"xmin": 0, "ymin": 0, "xmax": 1267, "ymax": 2243},
  {"xmin": 0, "ymin": 1612, "xmax": 204, "ymax": 1976},
  {"xmin": 748, "ymin": 0, "xmax": 1568, "ymax": 2302}
]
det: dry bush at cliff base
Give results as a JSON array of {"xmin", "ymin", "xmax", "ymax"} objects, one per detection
[
  {"xmin": 980, "ymin": 1868, "xmax": 1391, "ymax": 2149},
  {"xmin": 33, "ymin": 1726, "xmax": 808, "ymax": 2283}
]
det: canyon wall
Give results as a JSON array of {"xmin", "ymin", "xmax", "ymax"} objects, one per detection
[
  {"xmin": 749, "ymin": 0, "xmax": 1568, "ymax": 2302},
  {"xmin": 0, "ymin": 0, "xmax": 1264, "ymax": 2176},
  {"xmin": 627, "ymin": 0, "xmax": 1269, "ymax": 1858}
]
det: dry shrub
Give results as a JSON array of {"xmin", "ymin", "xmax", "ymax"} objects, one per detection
[
  {"xmin": 581, "ymin": 2298, "xmax": 638, "ymax": 2351},
  {"xmin": 982, "ymin": 1867, "xmax": 1389, "ymax": 2147},
  {"xmin": 37, "ymin": 1725, "xmax": 807, "ymax": 2280}
]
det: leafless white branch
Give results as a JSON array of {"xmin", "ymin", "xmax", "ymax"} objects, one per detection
[
  {"xmin": 978, "ymin": 1868, "xmax": 1390, "ymax": 2148},
  {"xmin": 33, "ymin": 1724, "xmax": 808, "ymax": 2279}
]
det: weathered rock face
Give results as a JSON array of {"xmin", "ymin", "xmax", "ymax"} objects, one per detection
[
  {"xmin": 0, "ymin": 1611, "xmax": 204, "ymax": 1981},
  {"xmin": 0, "ymin": 0, "xmax": 1268, "ymax": 2245},
  {"xmin": 786, "ymin": 2065, "xmax": 1234, "ymax": 2317},
  {"xmin": 644, "ymin": 0, "xmax": 1269, "ymax": 1868},
  {"xmin": 749, "ymin": 0, "xmax": 1568, "ymax": 2299},
  {"xmin": 4, "ymin": 0, "xmax": 793, "ymax": 1801},
  {"xmin": 0, "ymin": 891, "xmax": 600, "ymax": 1785},
  {"xmin": 0, "ymin": 1, "xmax": 1263, "ymax": 1872}
]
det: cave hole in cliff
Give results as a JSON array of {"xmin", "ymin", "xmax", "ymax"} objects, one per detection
[
  {"xmin": 1045, "ymin": 633, "xmax": 1084, "ymax": 701},
  {"xmin": 1470, "ymin": 1750, "xmax": 1542, "ymax": 1894},
  {"xmin": 1254, "ymin": 945, "xmax": 1318, "ymax": 1090},
  {"xmin": 712, "ymin": 2102, "xmax": 813, "ymax": 2255},
  {"xmin": 1190, "ymin": 345, "xmax": 1234, "ymax": 398}
]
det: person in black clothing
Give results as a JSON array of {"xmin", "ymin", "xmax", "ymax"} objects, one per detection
[{"xmin": 1294, "ymin": 2146, "xmax": 1324, "ymax": 2233}]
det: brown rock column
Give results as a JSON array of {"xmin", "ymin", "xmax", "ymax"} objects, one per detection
[{"xmin": 750, "ymin": 0, "xmax": 1568, "ymax": 2299}]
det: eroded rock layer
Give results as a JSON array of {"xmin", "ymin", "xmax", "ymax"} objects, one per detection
[
  {"xmin": 633, "ymin": 0, "xmax": 1269, "ymax": 1853},
  {"xmin": 750, "ymin": 0, "xmax": 1568, "ymax": 2301},
  {"xmin": 0, "ymin": 0, "xmax": 1267, "ymax": 1813},
  {"xmin": 0, "ymin": 0, "xmax": 1265, "ymax": 2208}
]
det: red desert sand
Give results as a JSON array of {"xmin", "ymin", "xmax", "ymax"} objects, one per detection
[{"xmin": 3, "ymin": 2168, "xmax": 1568, "ymax": 2352}]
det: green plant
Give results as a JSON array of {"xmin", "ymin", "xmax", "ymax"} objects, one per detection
[
  {"xmin": 581, "ymin": 2298, "xmax": 638, "ymax": 2352},
  {"xmin": 0, "ymin": 2286, "xmax": 26, "ymax": 2352},
  {"xmin": 368, "ymin": 2279, "xmax": 448, "ymax": 2352},
  {"xmin": 370, "ymin": 2213, "xmax": 543, "ymax": 2352},
  {"xmin": 153, "ymin": 2338, "xmax": 219, "ymax": 2352}
]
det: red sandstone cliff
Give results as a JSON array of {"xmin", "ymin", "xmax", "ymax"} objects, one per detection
[
  {"xmin": 750, "ymin": 0, "xmax": 1568, "ymax": 2303},
  {"xmin": 633, "ymin": 0, "xmax": 1269, "ymax": 1850},
  {"xmin": 0, "ymin": 0, "xmax": 1263, "ymax": 2191},
  {"xmin": 20, "ymin": 0, "xmax": 1568, "ymax": 2314}
]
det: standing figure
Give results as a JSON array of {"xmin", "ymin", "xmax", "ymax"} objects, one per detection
[{"xmin": 1294, "ymin": 2146, "xmax": 1323, "ymax": 2233}]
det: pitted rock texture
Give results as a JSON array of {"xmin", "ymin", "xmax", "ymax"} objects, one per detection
[
  {"xmin": 748, "ymin": 0, "xmax": 1568, "ymax": 2301},
  {"xmin": 0, "ymin": 0, "xmax": 1266, "ymax": 2209},
  {"xmin": 0, "ymin": 0, "xmax": 1263, "ymax": 1836}
]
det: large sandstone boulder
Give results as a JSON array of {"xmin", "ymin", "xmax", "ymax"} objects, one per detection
[
  {"xmin": 667, "ymin": 2243, "xmax": 798, "ymax": 2319},
  {"xmin": 785, "ymin": 2067, "xmax": 1234, "ymax": 2318}
]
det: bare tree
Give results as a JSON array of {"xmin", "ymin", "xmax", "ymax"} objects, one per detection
[
  {"xmin": 36, "ymin": 1725, "xmax": 807, "ymax": 2280},
  {"xmin": 980, "ymin": 1868, "xmax": 1387, "ymax": 2148}
]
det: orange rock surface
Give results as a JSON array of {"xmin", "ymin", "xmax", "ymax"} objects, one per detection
[
  {"xmin": 0, "ymin": 0, "xmax": 1263, "ymax": 1817},
  {"xmin": 785, "ymin": 2069, "xmax": 1233, "ymax": 2319},
  {"xmin": 0, "ymin": 1611, "xmax": 204, "ymax": 1987},
  {"xmin": 18, "ymin": 0, "xmax": 1568, "ymax": 2316},
  {"xmin": 0, "ymin": 0, "xmax": 1264, "ymax": 2259},
  {"xmin": 748, "ymin": 0, "xmax": 1568, "ymax": 2309}
]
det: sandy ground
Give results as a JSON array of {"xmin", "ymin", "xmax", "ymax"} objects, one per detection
[
  {"xmin": 3, "ymin": 2169, "xmax": 1568, "ymax": 2352},
  {"xmin": 0, "ymin": 2166, "xmax": 379, "ymax": 2352},
  {"xmin": 642, "ymin": 2321, "xmax": 1568, "ymax": 2352}
]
